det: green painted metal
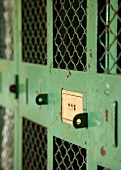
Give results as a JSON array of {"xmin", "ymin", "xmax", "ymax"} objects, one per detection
[{"xmin": 0, "ymin": 0, "xmax": 121, "ymax": 169}]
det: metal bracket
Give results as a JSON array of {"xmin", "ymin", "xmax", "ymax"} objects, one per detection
[
  {"xmin": 73, "ymin": 113, "xmax": 88, "ymax": 129},
  {"xmin": 35, "ymin": 94, "xmax": 48, "ymax": 105}
]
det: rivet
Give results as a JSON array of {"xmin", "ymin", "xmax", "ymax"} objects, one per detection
[
  {"xmin": 76, "ymin": 119, "xmax": 81, "ymax": 125},
  {"xmin": 101, "ymin": 147, "xmax": 106, "ymax": 156}
]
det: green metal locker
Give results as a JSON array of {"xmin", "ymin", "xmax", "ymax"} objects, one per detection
[{"xmin": 0, "ymin": 0, "xmax": 121, "ymax": 170}]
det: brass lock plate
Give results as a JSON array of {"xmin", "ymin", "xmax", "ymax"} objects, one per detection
[{"xmin": 62, "ymin": 90, "xmax": 83, "ymax": 124}]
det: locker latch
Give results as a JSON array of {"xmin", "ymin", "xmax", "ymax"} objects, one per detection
[
  {"xmin": 73, "ymin": 113, "xmax": 88, "ymax": 129},
  {"xmin": 9, "ymin": 75, "xmax": 19, "ymax": 99},
  {"xmin": 35, "ymin": 94, "xmax": 48, "ymax": 105}
]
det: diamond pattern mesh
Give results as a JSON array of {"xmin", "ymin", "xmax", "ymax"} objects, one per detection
[
  {"xmin": 0, "ymin": 106, "xmax": 14, "ymax": 170},
  {"xmin": 0, "ymin": 0, "xmax": 13, "ymax": 59},
  {"xmin": 98, "ymin": 165, "xmax": 110, "ymax": 170},
  {"xmin": 22, "ymin": 0, "xmax": 47, "ymax": 65},
  {"xmin": 53, "ymin": 137, "xmax": 86, "ymax": 170},
  {"xmin": 0, "ymin": 107, "xmax": 4, "ymax": 169},
  {"xmin": 53, "ymin": 0, "xmax": 87, "ymax": 71},
  {"xmin": 22, "ymin": 118, "xmax": 47, "ymax": 170},
  {"xmin": 97, "ymin": 0, "xmax": 121, "ymax": 74},
  {"xmin": 0, "ymin": 0, "xmax": 6, "ymax": 59}
]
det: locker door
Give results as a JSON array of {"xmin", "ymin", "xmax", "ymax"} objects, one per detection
[
  {"xmin": 49, "ymin": 0, "xmax": 88, "ymax": 169},
  {"xmin": 19, "ymin": 0, "xmax": 87, "ymax": 169},
  {"xmin": 19, "ymin": 0, "xmax": 49, "ymax": 170},
  {"xmin": 0, "ymin": 0, "xmax": 19, "ymax": 169},
  {"xmin": 87, "ymin": 1, "xmax": 121, "ymax": 170}
]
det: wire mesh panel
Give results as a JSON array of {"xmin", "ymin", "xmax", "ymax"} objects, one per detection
[
  {"xmin": 117, "ymin": 0, "xmax": 121, "ymax": 73},
  {"xmin": 0, "ymin": 0, "xmax": 6, "ymax": 59},
  {"xmin": 98, "ymin": 165, "xmax": 110, "ymax": 170},
  {"xmin": 0, "ymin": 107, "xmax": 4, "ymax": 170},
  {"xmin": 22, "ymin": 0, "xmax": 47, "ymax": 65},
  {"xmin": 0, "ymin": 0, "xmax": 13, "ymax": 59},
  {"xmin": 53, "ymin": 137, "xmax": 86, "ymax": 170},
  {"xmin": 0, "ymin": 106, "xmax": 14, "ymax": 170},
  {"xmin": 97, "ymin": 0, "xmax": 121, "ymax": 74},
  {"xmin": 53, "ymin": 0, "xmax": 87, "ymax": 71},
  {"xmin": 22, "ymin": 118, "xmax": 47, "ymax": 170}
]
